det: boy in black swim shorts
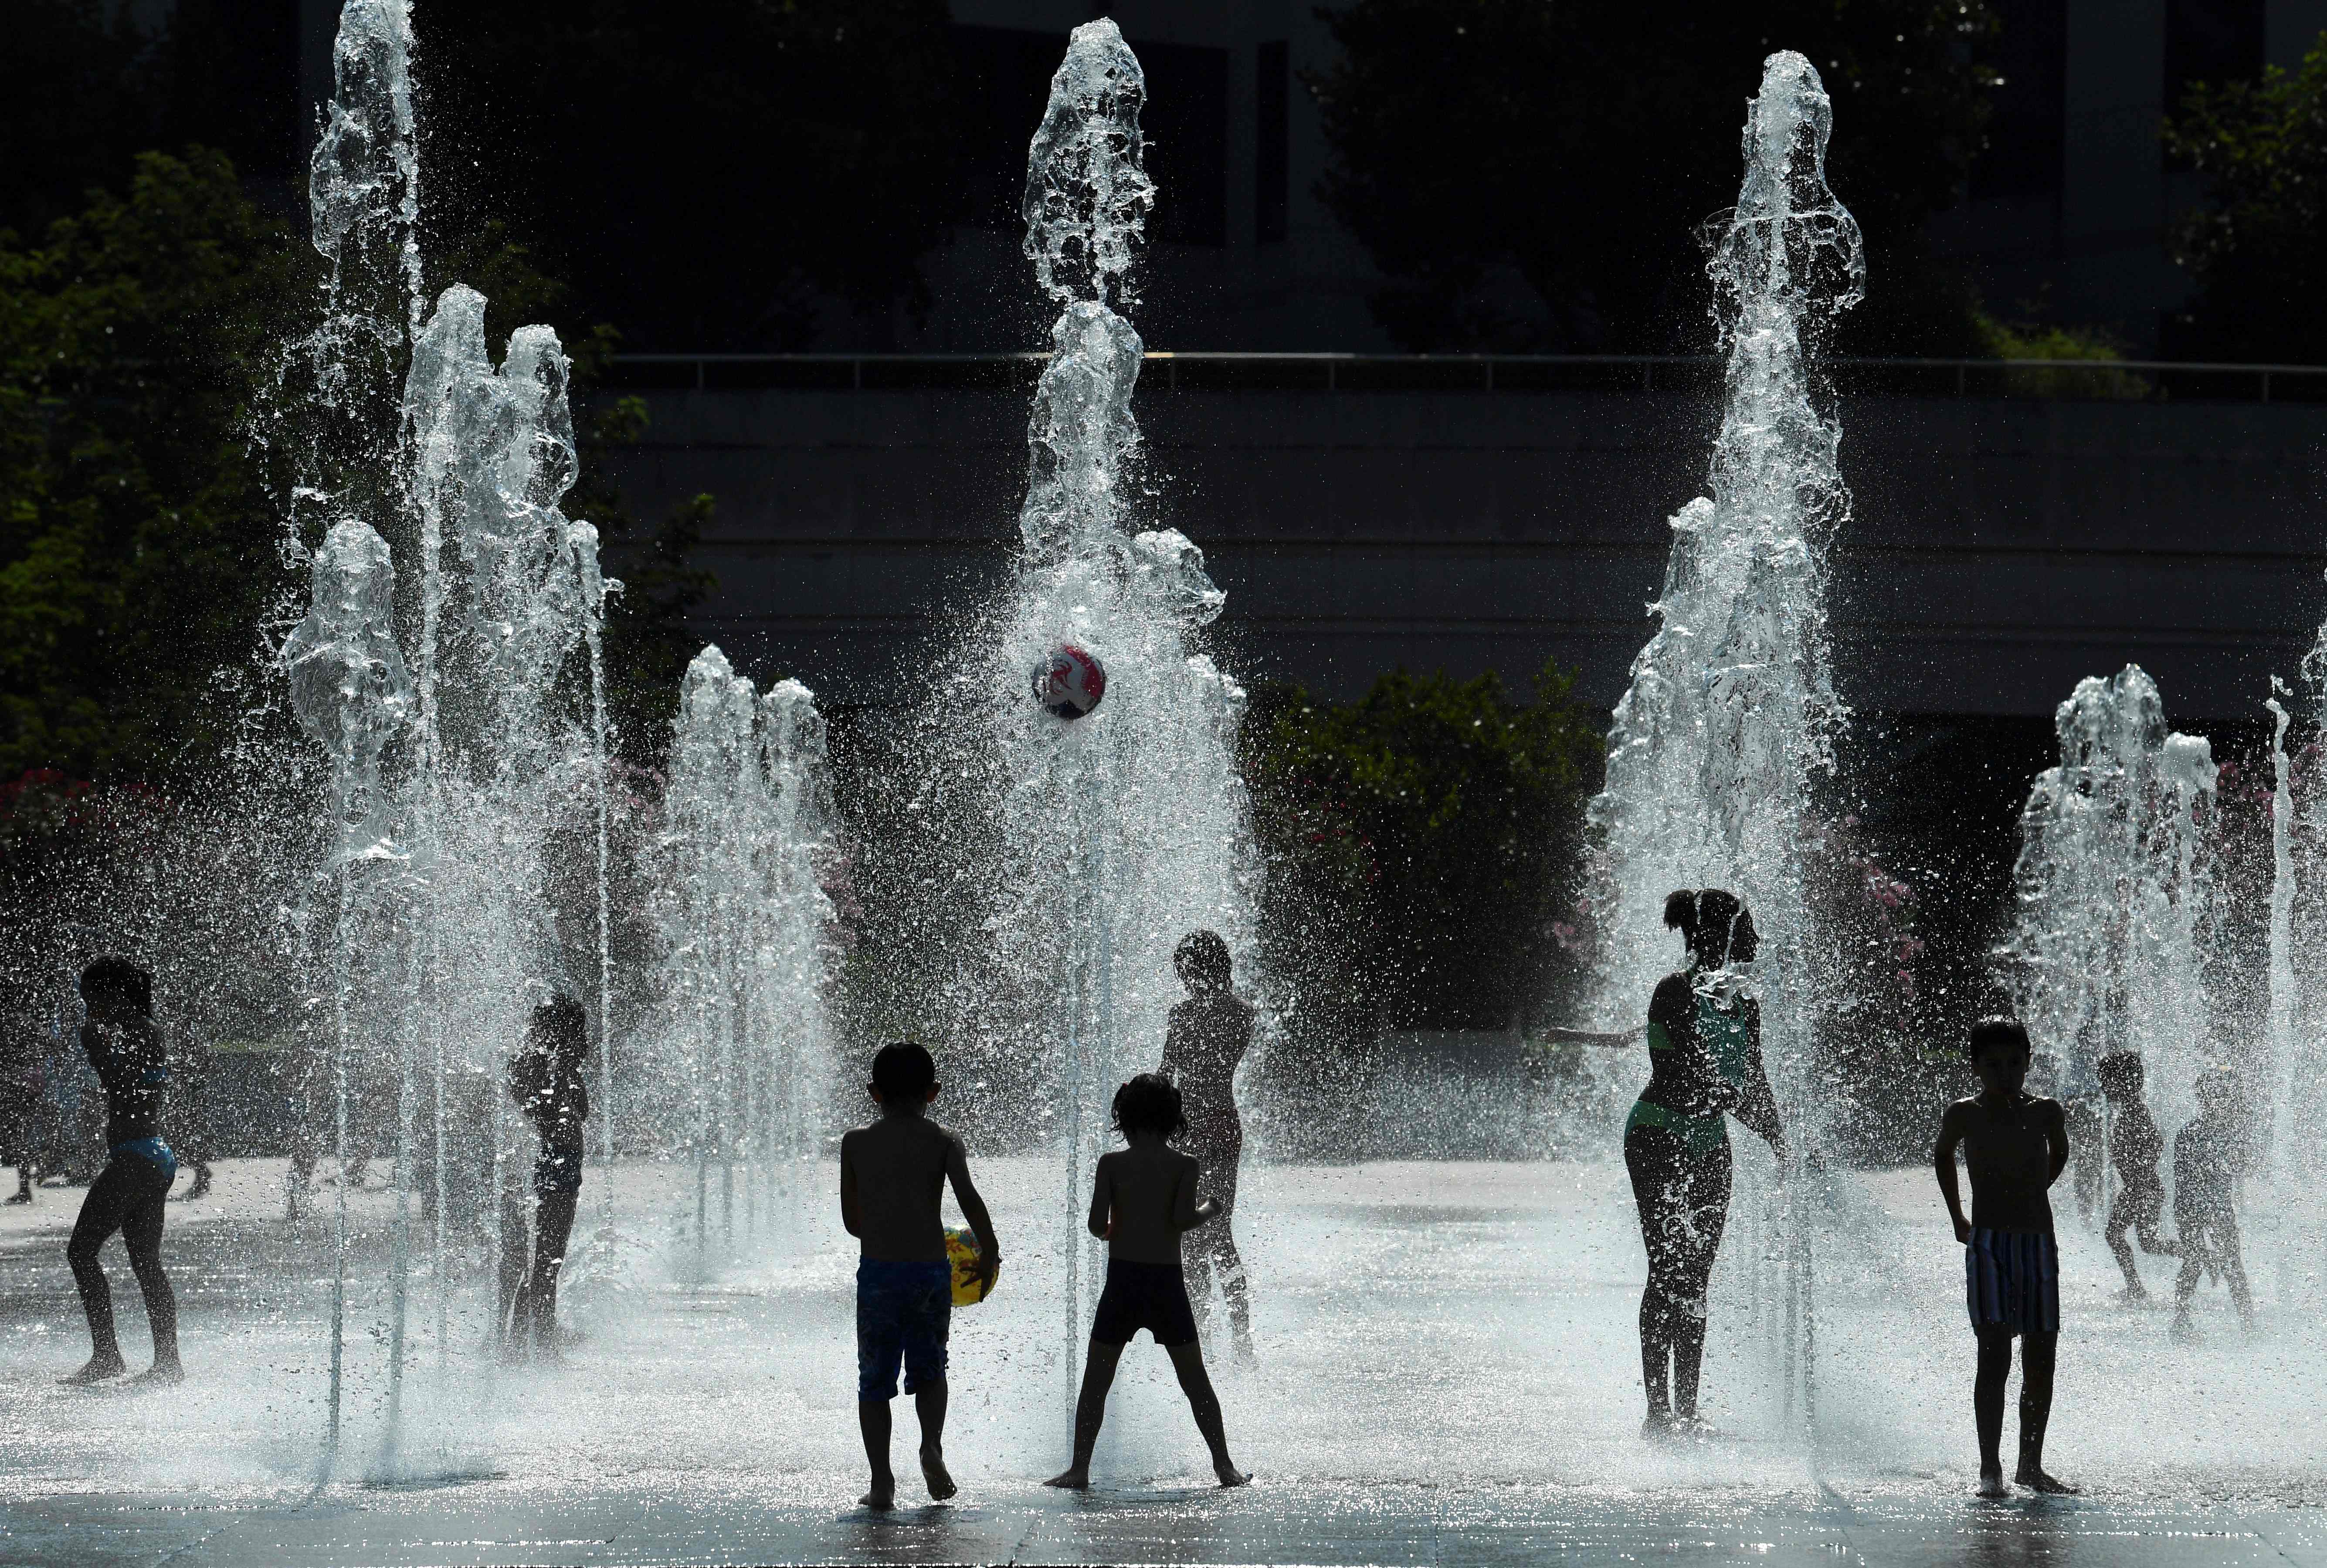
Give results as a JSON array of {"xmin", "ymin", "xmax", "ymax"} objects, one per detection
[
  {"xmin": 1935, "ymin": 1017, "xmax": 2073, "ymax": 1497},
  {"xmin": 839, "ymin": 1043, "xmax": 999, "ymax": 1510},
  {"xmin": 1047, "ymin": 1073, "xmax": 1248, "ymax": 1491}
]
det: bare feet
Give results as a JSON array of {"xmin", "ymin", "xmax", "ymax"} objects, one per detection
[
  {"xmin": 59, "ymin": 1355, "xmax": 126, "ymax": 1387},
  {"xmin": 1044, "ymin": 1469, "xmax": 1089, "ymax": 1490},
  {"xmin": 128, "ymin": 1361, "xmax": 183, "ymax": 1387},
  {"xmin": 919, "ymin": 1445, "xmax": 957, "ymax": 1501},
  {"xmin": 1976, "ymin": 1469, "xmax": 2008, "ymax": 1498},
  {"xmin": 1215, "ymin": 1461, "xmax": 1252, "ymax": 1488},
  {"xmin": 2015, "ymin": 1466, "xmax": 2079, "ymax": 1494},
  {"xmin": 859, "ymin": 1477, "xmax": 895, "ymax": 1510}
]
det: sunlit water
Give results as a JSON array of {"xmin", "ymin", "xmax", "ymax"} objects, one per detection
[{"xmin": 3, "ymin": 1156, "xmax": 2320, "ymax": 1510}]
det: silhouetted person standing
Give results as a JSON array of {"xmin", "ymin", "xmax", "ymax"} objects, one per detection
[
  {"xmin": 2097, "ymin": 1051, "xmax": 2179, "ymax": 1299},
  {"xmin": 2172, "ymin": 1066, "xmax": 2254, "ymax": 1340},
  {"xmin": 1161, "ymin": 929, "xmax": 1256, "ymax": 1360},
  {"xmin": 2, "ymin": 1021, "xmax": 40, "ymax": 1203},
  {"xmin": 60, "ymin": 956, "xmax": 181, "ymax": 1386},
  {"xmin": 1624, "ymin": 888, "xmax": 1786, "ymax": 1437},
  {"xmin": 501, "ymin": 997, "xmax": 590, "ymax": 1360},
  {"xmin": 1935, "ymin": 1016, "xmax": 2073, "ymax": 1496}
]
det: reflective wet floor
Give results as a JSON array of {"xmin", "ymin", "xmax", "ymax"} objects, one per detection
[{"xmin": 4, "ymin": 1156, "xmax": 2322, "ymax": 1565}]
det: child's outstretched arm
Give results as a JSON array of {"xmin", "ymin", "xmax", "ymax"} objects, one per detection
[
  {"xmin": 1933, "ymin": 1103, "xmax": 1971, "ymax": 1243},
  {"xmin": 943, "ymin": 1134, "xmax": 1002, "ymax": 1287},
  {"xmin": 1539, "ymin": 1025, "xmax": 1648, "ymax": 1047},
  {"xmin": 1734, "ymin": 999, "xmax": 1788, "ymax": 1162}
]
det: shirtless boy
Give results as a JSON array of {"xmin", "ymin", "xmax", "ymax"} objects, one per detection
[
  {"xmin": 2171, "ymin": 1065, "xmax": 2254, "ymax": 1341},
  {"xmin": 838, "ymin": 1043, "xmax": 1000, "ymax": 1510},
  {"xmin": 1046, "ymin": 1072, "xmax": 1249, "ymax": 1490},
  {"xmin": 1934, "ymin": 1016, "xmax": 2074, "ymax": 1497},
  {"xmin": 2097, "ymin": 1050, "xmax": 2180, "ymax": 1299}
]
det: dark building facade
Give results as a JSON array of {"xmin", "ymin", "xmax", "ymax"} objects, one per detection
[{"xmin": 604, "ymin": 375, "xmax": 2327, "ymax": 725}]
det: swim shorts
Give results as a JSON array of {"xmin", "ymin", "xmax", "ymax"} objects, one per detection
[
  {"xmin": 1625, "ymin": 1097, "xmax": 1729, "ymax": 1159},
  {"xmin": 1090, "ymin": 1257, "xmax": 1199, "ymax": 1348},
  {"xmin": 111, "ymin": 1137, "xmax": 177, "ymax": 1185},
  {"xmin": 856, "ymin": 1258, "xmax": 950, "ymax": 1400},
  {"xmin": 1965, "ymin": 1227, "xmax": 2059, "ymax": 1336}
]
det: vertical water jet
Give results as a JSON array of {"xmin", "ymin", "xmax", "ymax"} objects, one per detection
[
  {"xmin": 987, "ymin": 18, "xmax": 1261, "ymax": 1399},
  {"xmin": 1584, "ymin": 51, "xmax": 1864, "ymax": 1434}
]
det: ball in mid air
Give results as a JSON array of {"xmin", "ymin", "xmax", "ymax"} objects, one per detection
[{"xmin": 1032, "ymin": 643, "xmax": 1106, "ymax": 719}]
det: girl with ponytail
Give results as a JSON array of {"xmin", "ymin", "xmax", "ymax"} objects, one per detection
[{"xmin": 1622, "ymin": 886, "xmax": 1786, "ymax": 1435}]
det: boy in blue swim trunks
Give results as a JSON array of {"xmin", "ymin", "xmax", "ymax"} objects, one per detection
[
  {"xmin": 61, "ymin": 956, "xmax": 182, "ymax": 1386},
  {"xmin": 839, "ymin": 1042, "xmax": 999, "ymax": 1510},
  {"xmin": 1046, "ymin": 1073, "xmax": 1249, "ymax": 1491},
  {"xmin": 1934, "ymin": 1017, "xmax": 2073, "ymax": 1497}
]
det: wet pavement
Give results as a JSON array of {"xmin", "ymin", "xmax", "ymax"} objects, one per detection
[{"xmin": 3, "ymin": 1155, "xmax": 2321, "ymax": 1565}]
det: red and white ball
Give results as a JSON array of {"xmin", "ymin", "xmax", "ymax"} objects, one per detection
[{"xmin": 1032, "ymin": 643, "xmax": 1106, "ymax": 719}]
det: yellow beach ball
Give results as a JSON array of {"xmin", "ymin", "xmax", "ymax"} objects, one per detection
[{"xmin": 946, "ymin": 1226, "xmax": 996, "ymax": 1306}]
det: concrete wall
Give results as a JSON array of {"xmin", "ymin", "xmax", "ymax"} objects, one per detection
[{"xmin": 600, "ymin": 386, "xmax": 2327, "ymax": 721}]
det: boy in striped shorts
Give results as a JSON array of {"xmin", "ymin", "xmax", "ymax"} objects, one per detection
[{"xmin": 1934, "ymin": 1017, "xmax": 2075, "ymax": 1497}]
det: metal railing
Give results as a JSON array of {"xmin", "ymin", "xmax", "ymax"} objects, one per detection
[{"xmin": 604, "ymin": 350, "xmax": 2327, "ymax": 402}]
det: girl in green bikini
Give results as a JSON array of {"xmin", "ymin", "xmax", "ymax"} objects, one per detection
[{"xmin": 1622, "ymin": 887, "xmax": 1786, "ymax": 1436}]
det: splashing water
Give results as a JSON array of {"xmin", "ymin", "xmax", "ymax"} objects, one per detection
[
  {"xmin": 270, "ymin": 0, "xmax": 620, "ymax": 1475},
  {"xmin": 979, "ymin": 19, "xmax": 1260, "ymax": 1396},
  {"xmin": 650, "ymin": 649, "xmax": 836, "ymax": 1268},
  {"xmin": 309, "ymin": 0, "xmax": 418, "ymax": 298},
  {"xmin": 1022, "ymin": 20, "xmax": 1153, "ymax": 311},
  {"xmin": 1997, "ymin": 668, "xmax": 2216, "ymax": 1143},
  {"xmin": 281, "ymin": 518, "xmax": 414, "ymax": 1457},
  {"xmin": 1583, "ymin": 51, "xmax": 1864, "ymax": 1434}
]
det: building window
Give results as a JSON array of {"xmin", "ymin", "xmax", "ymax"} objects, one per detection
[
  {"xmin": 949, "ymin": 25, "xmax": 1228, "ymax": 248},
  {"xmin": 1256, "ymin": 41, "xmax": 1289, "ymax": 244}
]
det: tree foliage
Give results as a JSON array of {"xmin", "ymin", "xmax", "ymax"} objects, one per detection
[
  {"xmin": 1245, "ymin": 662, "xmax": 1604, "ymax": 1039},
  {"xmin": 415, "ymin": 0, "xmax": 967, "ymax": 351},
  {"xmin": 1309, "ymin": 0, "xmax": 2000, "ymax": 354},
  {"xmin": 0, "ymin": 151, "xmax": 711, "ymax": 786},
  {"xmin": 2166, "ymin": 33, "xmax": 2327, "ymax": 362},
  {"xmin": 0, "ymin": 151, "xmax": 306, "ymax": 782}
]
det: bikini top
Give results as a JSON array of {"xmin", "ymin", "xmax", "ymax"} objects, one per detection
[{"xmin": 1639, "ymin": 970, "xmax": 1750, "ymax": 1121}]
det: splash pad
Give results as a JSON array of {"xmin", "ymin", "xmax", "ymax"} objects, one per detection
[{"xmin": 2, "ymin": 7, "xmax": 2326, "ymax": 1564}]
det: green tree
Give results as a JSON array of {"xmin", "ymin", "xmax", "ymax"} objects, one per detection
[
  {"xmin": 0, "ymin": 150, "xmax": 712, "ymax": 785},
  {"xmin": 1309, "ymin": 0, "xmax": 2000, "ymax": 354},
  {"xmin": 0, "ymin": 150, "xmax": 308, "ymax": 781},
  {"xmin": 2166, "ymin": 33, "xmax": 2327, "ymax": 362},
  {"xmin": 1245, "ymin": 662, "xmax": 1604, "ymax": 1038}
]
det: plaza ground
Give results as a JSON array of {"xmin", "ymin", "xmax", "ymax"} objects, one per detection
[{"xmin": 3, "ymin": 1154, "xmax": 2321, "ymax": 1565}]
